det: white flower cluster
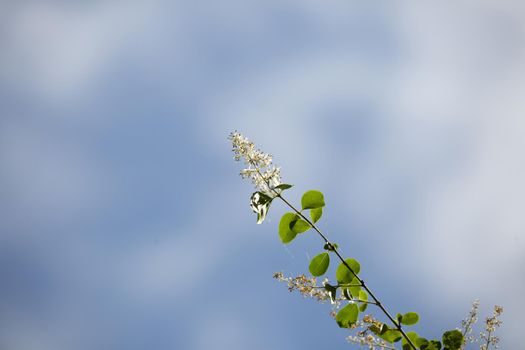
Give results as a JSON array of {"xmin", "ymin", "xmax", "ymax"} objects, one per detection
[
  {"xmin": 347, "ymin": 334, "xmax": 392, "ymax": 350},
  {"xmin": 272, "ymin": 272, "xmax": 332, "ymax": 303},
  {"xmin": 461, "ymin": 299, "xmax": 479, "ymax": 344},
  {"xmin": 229, "ymin": 131, "xmax": 282, "ymax": 193}
]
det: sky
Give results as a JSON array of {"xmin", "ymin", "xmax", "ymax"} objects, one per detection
[{"xmin": 1, "ymin": 1, "xmax": 524, "ymax": 349}]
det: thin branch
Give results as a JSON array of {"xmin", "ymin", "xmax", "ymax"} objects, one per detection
[{"xmin": 484, "ymin": 329, "xmax": 492, "ymax": 350}]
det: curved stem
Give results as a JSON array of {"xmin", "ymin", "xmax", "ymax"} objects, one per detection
[{"xmin": 275, "ymin": 192, "xmax": 418, "ymax": 350}]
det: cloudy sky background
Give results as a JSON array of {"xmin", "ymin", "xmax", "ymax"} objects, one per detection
[{"xmin": 1, "ymin": 1, "xmax": 524, "ymax": 349}]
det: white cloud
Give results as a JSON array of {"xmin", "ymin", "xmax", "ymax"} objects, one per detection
[{"xmin": 1, "ymin": 1, "xmax": 157, "ymax": 102}]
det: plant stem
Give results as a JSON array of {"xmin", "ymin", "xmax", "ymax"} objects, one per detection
[
  {"xmin": 349, "ymin": 299, "xmax": 379, "ymax": 306},
  {"xmin": 275, "ymin": 192, "xmax": 418, "ymax": 350},
  {"xmin": 484, "ymin": 330, "xmax": 492, "ymax": 350},
  {"xmin": 460, "ymin": 309, "xmax": 476, "ymax": 350}
]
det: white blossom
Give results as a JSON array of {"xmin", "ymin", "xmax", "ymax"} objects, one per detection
[{"xmin": 229, "ymin": 131, "xmax": 282, "ymax": 194}]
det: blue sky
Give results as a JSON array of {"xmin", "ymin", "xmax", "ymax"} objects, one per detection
[{"xmin": 1, "ymin": 1, "xmax": 524, "ymax": 349}]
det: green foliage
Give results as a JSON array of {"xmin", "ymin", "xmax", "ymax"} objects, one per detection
[
  {"xmin": 324, "ymin": 283, "xmax": 337, "ymax": 303},
  {"xmin": 323, "ymin": 242, "xmax": 338, "ymax": 251},
  {"xmin": 420, "ymin": 340, "xmax": 442, "ymax": 350},
  {"xmin": 336, "ymin": 303, "xmax": 359, "ymax": 328},
  {"xmin": 278, "ymin": 213, "xmax": 298, "ymax": 243},
  {"xmin": 380, "ymin": 329, "xmax": 403, "ymax": 343},
  {"xmin": 416, "ymin": 337, "xmax": 429, "ymax": 348},
  {"xmin": 274, "ymin": 183, "xmax": 293, "ymax": 190},
  {"xmin": 309, "ymin": 253, "xmax": 330, "ymax": 276},
  {"xmin": 342, "ymin": 288, "xmax": 352, "ymax": 300},
  {"xmin": 402, "ymin": 331, "xmax": 419, "ymax": 350},
  {"xmin": 442, "ymin": 330, "xmax": 463, "ymax": 350},
  {"xmin": 310, "ymin": 207, "xmax": 323, "ymax": 223},
  {"xmin": 370, "ymin": 324, "xmax": 404, "ymax": 344},
  {"xmin": 336, "ymin": 258, "xmax": 361, "ymax": 284},
  {"xmin": 301, "ymin": 190, "xmax": 325, "ymax": 210},
  {"xmin": 370, "ymin": 323, "xmax": 388, "ymax": 336},
  {"xmin": 289, "ymin": 215, "xmax": 310, "ymax": 233},
  {"xmin": 358, "ymin": 290, "xmax": 368, "ymax": 312},
  {"xmin": 347, "ymin": 277, "xmax": 361, "ymax": 297},
  {"xmin": 401, "ymin": 312, "xmax": 420, "ymax": 326}
]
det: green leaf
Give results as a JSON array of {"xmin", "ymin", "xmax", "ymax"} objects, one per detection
[
  {"xmin": 401, "ymin": 312, "xmax": 420, "ymax": 326},
  {"xmin": 416, "ymin": 338, "xmax": 429, "ymax": 348},
  {"xmin": 335, "ymin": 303, "xmax": 359, "ymax": 328},
  {"xmin": 310, "ymin": 207, "xmax": 323, "ymax": 223},
  {"xmin": 323, "ymin": 242, "xmax": 338, "ymax": 251},
  {"xmin": 379, "ymin": 329, "xmax": 403, "ymax": 343},
  {"xmin": 324, "ymin": 283, "xmax": 337, "ymax": 304},
  {"xmin": 274, "ymin": 183, "xmax": 293, "ymax": 190},
  {"xmin": 396, "ymin": 313, "xmax": 403, "ymax": 324},
  {"xmin": 301, "ymin": 190, "xmax": 325, "ymax": 210},
  {"xmin": 358, "ymin": 290, "xmax": 368, "ymax": 312},
  {"xmin": 336, "ymin": 258, "xmax": 361, "ymax": 284},
  {"xmin": 442, "ymin": 330, "xmax": 463, "ymax": 350},
  {"xmin": 289, "ymin": 215, "xmax": 310, "ymax": 233},
  {"xmin": 421, "ymin": 340, "xmax": 442, "ymax": 350},
  {"xmin": 402, "ymin": 331, "xmax": 419, "ymax": 350},
  {"xmin": 372, "ymin": 325, "xmax": 402, "ymax": 344},
  {"xmin": 250, "ymin": 192, "xmax": 273, "ymax": 224},
  {"xmin": 348, "ymin": 277, "xmax": 361, "ymax": 296},
  {"xmin": 278, "ymin": 213, "xmax": 298, "ymax": 244},
  {"xmin": 309, "ymin": 253, "xmax": 330, "ymax": 276},
  {"xmin": 370, "ymin": 323, "xmax": 389, "ymax": 336}
]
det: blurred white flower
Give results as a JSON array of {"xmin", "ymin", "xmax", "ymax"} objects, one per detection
[{"xmin": 229, "ymin": 131, "xmax": 282, "ymax": 194}]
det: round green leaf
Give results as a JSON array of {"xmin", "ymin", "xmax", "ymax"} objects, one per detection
[
  {"xmin": 335, "ymin": 303, "xmax": 359, "ymax": 328},
  {"xmin": 289, "ymin": 215, "xmax": 310, "ymax": 233},
  {"xmin": 336, "ymin": 258, "xmax": 361, "ymax": 284},
  {"xmin": 301, "ymin": 190, "xmax": 325, "ymax": 210},
  {"xmin": 278, "ymin": 213, "xmax": 298, "ymax": 244},
  {"xmin": 310, "ymin": 207, "xmax": 323, "ymax": 223},
  {"xmin": 309, "ymin": 253, "xmax": 330, "ymax": 276},
  {"xmin": 401, "ymin": 312, "xmax": 420, "ymax": 326},
  {"xmin": 442, "ymin": 329, "xmax": 463, "ymax": 350}
]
